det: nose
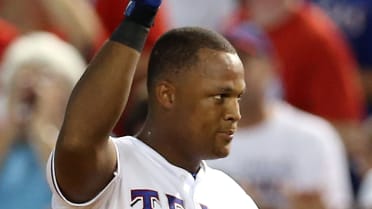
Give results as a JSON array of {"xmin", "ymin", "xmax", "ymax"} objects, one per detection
[{"xmin": 224, "ymin": 98, "xmax": 241, "ymax": 122}]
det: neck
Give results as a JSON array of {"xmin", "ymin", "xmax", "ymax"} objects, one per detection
[{"xmin": 136, "ymin": 119, "xmax": 201, "ymax": 173}]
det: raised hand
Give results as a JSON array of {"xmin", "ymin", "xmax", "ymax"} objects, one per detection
[{"xmin": 124, "ymin": 0, "xmax": 162, "ymax": 27}]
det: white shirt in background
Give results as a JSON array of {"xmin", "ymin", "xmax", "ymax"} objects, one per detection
[
  {"xmin": 166, "ymin": 0, "xmax": 236, "ymax": 30},
  {"xmin": 208, "ymin": 101, "xmax": 352, "ymax": 209}
]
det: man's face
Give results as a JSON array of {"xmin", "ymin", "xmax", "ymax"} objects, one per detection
[{"xmin": 171, "ymin": 48, "xmax": 245, "ymax": 160}]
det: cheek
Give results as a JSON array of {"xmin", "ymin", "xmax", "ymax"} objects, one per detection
[
  {"xmin": 176, "ymin": 95, "xmax": 223, "ymax": 139},
  {"xmin": 187, "ymin": 110, "xmax": 211, "ymax": 135},
  {"xmin": 189, "ymin": 101, "xmax": 223, "ymax": 143},
  {"xmin": 191, "ymin": 99, "xmax": 220, "ymax": 122},
  {"xmin": 182, "ymin": 101, "xmax": 232, "ymax": 158}
]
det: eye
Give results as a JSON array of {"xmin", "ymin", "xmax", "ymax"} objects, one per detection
[
  {"xmin": 214, "ymin": 95, "xmax": 222, "ymax": 100},
  {"xmin": 213, "ymin": 94, "xmax": 227, "ymax": 104}
]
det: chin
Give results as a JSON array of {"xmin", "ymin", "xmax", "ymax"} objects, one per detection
[
  {"xmin": 208, "ymin": 147, "xmax": 230, "ymax": 160},
  {"xmin": 218, "ymin": 151, "xmax": 230, "ymax": 158}
]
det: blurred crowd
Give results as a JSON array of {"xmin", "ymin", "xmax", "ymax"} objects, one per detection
[{"xmin": 0, "ymin": 0, "xmax": 372, "ymax": 209}]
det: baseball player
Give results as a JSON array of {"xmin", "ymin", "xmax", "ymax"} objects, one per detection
[{"xmin": 46, "ymin": 0, "xmax": 259, "ymax": 209}]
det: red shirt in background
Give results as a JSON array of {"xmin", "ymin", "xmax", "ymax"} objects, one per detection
[
  {"xmin": 0, "ymin": 18, "xmax": 19, "ymax": 62},
  {"xmin": 231, "ymin": 4, "xmax": 365, "ymax": 121}
]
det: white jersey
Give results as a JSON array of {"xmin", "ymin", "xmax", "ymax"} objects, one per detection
[
  {"xmin": 207, "ymin": 102, "xmax": 352, "ymax": 209},
  {"xmin": 46, "ymin": 136, "xmax": 258, "ymax": 209}
]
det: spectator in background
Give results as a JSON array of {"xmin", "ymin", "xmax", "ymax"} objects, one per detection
[
  {"xmin": 227, "ymin": 0, "xmax": 366, "ymax": 197},
  {"xmin": 166, "ymin": 0, "xmax": 236, "ymax": 30},
  {"xmin": 0, "ymin": 32, "xmax": 85, "ymax": 209},
  {"xmin": 0, "ymin": 0, "xmax": 106, "ymax": 60},
  {"xmin": 94, "ymin": 0, "xmax": 170, "ymax": 136},
  {"xmin": 229, "ymin": 0, "xmax": 365, "ymax": 124},
  {"xmin": 208, "ymin": 22, "xmax": 353, "ymax": 209},
  {"xmin": 312, "ymin": 0, "xmax": 372, "ymax": 116}
]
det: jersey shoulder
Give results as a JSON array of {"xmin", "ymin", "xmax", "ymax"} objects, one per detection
[{"xmin": 201, "ymin": 162, "xmax": 259, "ymax": 209}]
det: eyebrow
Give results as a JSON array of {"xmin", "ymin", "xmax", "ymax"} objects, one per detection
[
  {"xmin": 217, "ymin": 86, "xmax": 245, "ymax": 94},
  {"xmin": 218, "ymin": 86, "xmax": 234, "ymax": 93}
]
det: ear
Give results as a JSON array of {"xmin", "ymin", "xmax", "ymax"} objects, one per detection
[{"xmin": 155, "ymin": 80, "xmax": 175, "ymax": 109}]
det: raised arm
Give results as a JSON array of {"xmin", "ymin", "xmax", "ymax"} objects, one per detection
[{"xmin": 53, "ymin": 0, "xmax": 161, "ymax": 203}]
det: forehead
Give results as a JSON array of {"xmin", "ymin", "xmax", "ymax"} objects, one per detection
[{"xmin": 186, "ymin": 48, "xmax": 245, "ymax": 91}]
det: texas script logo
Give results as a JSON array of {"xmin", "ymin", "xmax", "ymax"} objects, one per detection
[{"xmin": 130, "ymin": 189, "xmax": 208, "ymax": 209}]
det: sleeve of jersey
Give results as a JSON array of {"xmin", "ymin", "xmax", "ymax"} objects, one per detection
[
  {"xmin": 201, "ymin": 167, "xmax": 259, "ymax": 209},
  {"xmin": 45, "ymin": 137, "xmax": 121, "ymax": 208},
  {"xmin": 224, "ymin": 175, "xmax": 259, "ymax": 209}
]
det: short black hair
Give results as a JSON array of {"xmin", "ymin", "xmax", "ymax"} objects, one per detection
[{"xmin": 147, "ymin": 27, "xmax": 237, "ymax": 92}]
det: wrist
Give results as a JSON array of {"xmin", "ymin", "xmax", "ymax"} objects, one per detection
[
  {"xmin": 110, "ymin": 20, "xmax": 150, "ymax": 52},
  {"xmin": 110, "ymin": 0, "xmax": 162, "ymax": 51}
]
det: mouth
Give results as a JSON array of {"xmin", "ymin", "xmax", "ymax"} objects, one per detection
[{"xmin": 217, "ymin": 129, "xmax": 236, "ymax": 141}]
